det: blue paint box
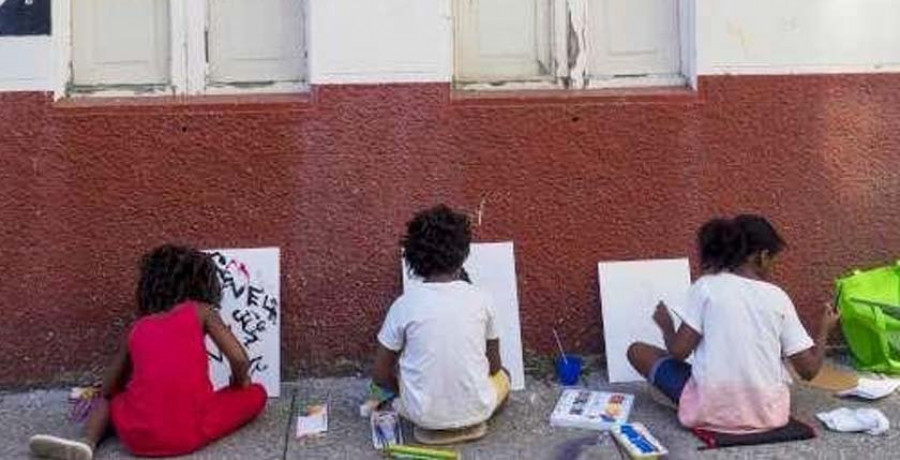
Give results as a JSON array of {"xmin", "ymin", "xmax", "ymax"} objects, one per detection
[{"xmin": 611, "ymin": 423, "xmax": 668, "ymax": 459}]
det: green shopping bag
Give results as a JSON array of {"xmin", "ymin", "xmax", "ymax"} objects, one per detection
[{"xmin": 835, "ymin": 261, "xmax": 900, "ymax": 373}]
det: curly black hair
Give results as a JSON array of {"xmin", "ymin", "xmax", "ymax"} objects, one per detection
[
  {"xmin": 698, "ymin": 214, "xmax": 786, "ymax": 272},
  {"xmin": 136, "ymin": 244, "xmax": 222, "ymax": 316},
  {"xmin": 403, "ymin": 205, "xmax": 472, "ymax": 279}
]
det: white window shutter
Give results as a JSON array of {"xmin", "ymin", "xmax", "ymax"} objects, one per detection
[
  {"xmin": 535, "ymin": 0, "xmax": 553, "ymax": 77},
  {"xmin": 584, "ymin": 0, "xmax": 680, "ymax": 77},
  {"xmin": 455, "ymin": 0, "xmax": 551, "ymax": 83},
  {"xmin": 71, "ymin": 0, "xmax": 170, "ymax": 86},
  {"xmin": 207, "ymin": 0, "xmax": 305, "ymax": 84}
]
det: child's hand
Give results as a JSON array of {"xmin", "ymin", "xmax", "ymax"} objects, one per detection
[
  {"xmin": 653, "ymin": 301, "xmax": 674, "ymax": 332},
  {"xmin": 821, "ymin": 302, "xmax": 841, "ymax": 331}
]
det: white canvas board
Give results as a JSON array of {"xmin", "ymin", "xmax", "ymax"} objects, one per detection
[
  {"xmin": 402, "ymin": 242, "xmax": 526, "ymax": 390},
  {"xmin": 204, "ymin": 247, "xmax": 281, "ymax": 397},
  {"xmin": 598, "ymin": 258, "xmax": 691, "ymax": 383}
]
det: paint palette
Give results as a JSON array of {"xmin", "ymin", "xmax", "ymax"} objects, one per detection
[{"xmin": 549, "ymin": 389, "xmax": 634, "ymax": 431}]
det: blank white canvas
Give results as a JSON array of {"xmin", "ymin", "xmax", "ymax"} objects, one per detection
[
  {"xmin": 402, "ymin": 242, "xmax": 526, "ymax": 390},
  {"xmin": 204, "ymin": 248, "xmax": 281, "ymax": 397},
  {"xmin": 598, "ymin": 258, "xmax": 691, "ymax": 383}
]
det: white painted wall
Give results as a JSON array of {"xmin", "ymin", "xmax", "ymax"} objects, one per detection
[
  {"xmin": 699, "ymin": 0, "xmax": 900, "ymax": 74},
  {"xmin": 0, "ymin": 36, "xmax": 54, "ymax": 91},
  {"xmin": 307, "ymin": 0, "xmax": 452, "ymax": 84},
  {"xmin": 2, "ymin": 0, "xmax": 900, "ymax": 92}
]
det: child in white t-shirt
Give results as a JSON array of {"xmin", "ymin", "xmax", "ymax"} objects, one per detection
[
  {"xmin": 627, "ymin": 215, "xmax": 840, "ymax": 433},
  {"xmin": 372, "ymin": 205, "xmax": 509, "ymax": 442}
]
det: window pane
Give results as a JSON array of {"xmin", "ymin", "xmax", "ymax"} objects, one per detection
[
  {"xmin": 207, "ymin": 0, "xmax": 305, "ymax": 84},
  {"xmin": 585, "ymin": 0, "xmax": 680, "ymax": 77},
  {"xmin": 72, "ymin": 0, "xmax": 170, "ymax": 86},
  {"xmin": 455, "ymin": 0, "xmax": 551, "ymax": 83}
]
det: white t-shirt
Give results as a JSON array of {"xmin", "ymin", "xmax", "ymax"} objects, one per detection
[
  {"xmin": 377, "ymin": 280, "xmax": 499, "ymax": 429},
  {"xmin": 677, "ymin": 273, "xmax": 814, "ymax": 433}
]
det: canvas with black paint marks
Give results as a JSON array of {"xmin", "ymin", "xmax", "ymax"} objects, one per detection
[
  {"xmin": 0, "ymin": 0, "xmax": 50, "ymax": 36},
  {"xmin": 204, "ymin": 247, "xmax": 281, "ymax": 397}
]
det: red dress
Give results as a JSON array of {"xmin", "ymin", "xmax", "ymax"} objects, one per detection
[{"xmin": 110, "ymin": 301, "xmax": 267, "ymax": 457}]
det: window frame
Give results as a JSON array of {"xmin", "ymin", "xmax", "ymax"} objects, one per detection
[
  {"xmin": 52, "ymin": 0, "xmax": 308, "ymax": 100},
  {"xmin": 452, "ymin": 0, "xmax": 696, "ymax": 92}
]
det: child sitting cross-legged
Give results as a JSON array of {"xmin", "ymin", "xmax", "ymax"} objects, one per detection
[
  {"xmin": 372, "ymin": 205, "xmax": 510, "ymax": 444},
  {"xmin": 627, "ymin": 215, "xmax": 840, "ymax": 433}
]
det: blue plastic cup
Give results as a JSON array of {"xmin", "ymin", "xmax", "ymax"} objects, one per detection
[{"xmin": 555, "ymin": 354, "xmax": 583, "ymax": 385}]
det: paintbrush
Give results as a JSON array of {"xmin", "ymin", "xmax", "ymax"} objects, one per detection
[{"xmin": 553, "ymin": 328, "xmax": 569, "ymax": 365}]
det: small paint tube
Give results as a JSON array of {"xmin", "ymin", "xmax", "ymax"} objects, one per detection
[{"xmin": 359, "ymin": 399, "xmax": 379, "ymax": 418}]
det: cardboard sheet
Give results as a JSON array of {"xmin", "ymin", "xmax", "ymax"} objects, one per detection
[{"xmin": 798, "ymin": 364, "xmax": 859, "ymax": 392}]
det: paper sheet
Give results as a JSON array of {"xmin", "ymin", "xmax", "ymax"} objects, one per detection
[
  {"xmin": 297, "ymin": 405, "xmax": 329, "ymax": 438},
  {"xmin": 204, "ymin": 248, "xmax": 281, "ymax": 397},
  {"xmin": 402, "ymin": 242, "xmax": 526, "ymax": 390},
  {"xmin": 838, "ymin": 377, "xmax": 900, "ymax": 400},
  {"xmin": 598, "ymin": 258, "xmax": 691, "ymax": 383}
]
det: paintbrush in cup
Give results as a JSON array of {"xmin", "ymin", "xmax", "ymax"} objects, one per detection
[{"xmin": 553, "ymin": 328, "xmax": 569, "ymax": 365}]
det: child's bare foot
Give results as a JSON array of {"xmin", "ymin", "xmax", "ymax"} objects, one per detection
[{"xmin": 28, "ymin": 434, "xmax": 93, "ymax": 460}]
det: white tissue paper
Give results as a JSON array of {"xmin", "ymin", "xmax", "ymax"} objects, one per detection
[{"xmin": 816, "ymin": 408, "xmax": 890, "ymax": 435}]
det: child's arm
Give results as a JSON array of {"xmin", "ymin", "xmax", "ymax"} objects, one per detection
[
  {"xmin": 653, "ymin": 302, "xmax": 701, "ymax": 360},
  {"xmin": 201, "ymin": 304, "xmax": 252, "ymax": 387},
  {"xmin": 100, "ymin": 337, "xmax": 131, "ymax": 398},
  {"xmin": 486, "ymin": 339, "xmax": 502, "ymax": 375},
  {"xmin": 788, "ymin": 303, "xmax": 840, "ymax": 380},
  {"xmin": 373, "ymin": 345, "xmax": 400, "ymax": 394}
]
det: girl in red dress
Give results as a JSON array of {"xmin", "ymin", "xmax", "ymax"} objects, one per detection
[{"xmin": 30, "ymin": 245, "xmax": 267, "ymax": 459}]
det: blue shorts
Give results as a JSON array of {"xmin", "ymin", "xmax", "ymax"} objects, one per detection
[{"xmin": 649, "ymin": 357, "xmax": 692, "ymax": 404}]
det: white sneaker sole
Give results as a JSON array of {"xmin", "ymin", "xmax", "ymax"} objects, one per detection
[{"xmin": 28, "ymin": 435, "xmax": 93, "ymax": 460}]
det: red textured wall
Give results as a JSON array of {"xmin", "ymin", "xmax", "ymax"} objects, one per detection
[{"xmin": 2, "ymin": 74, "xmax": 900, "ymax": 386}]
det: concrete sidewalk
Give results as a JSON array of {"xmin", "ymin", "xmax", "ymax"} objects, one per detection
[{"xmin": 5, "ymin": 365, "xmax": 900, "ymax": 459}]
